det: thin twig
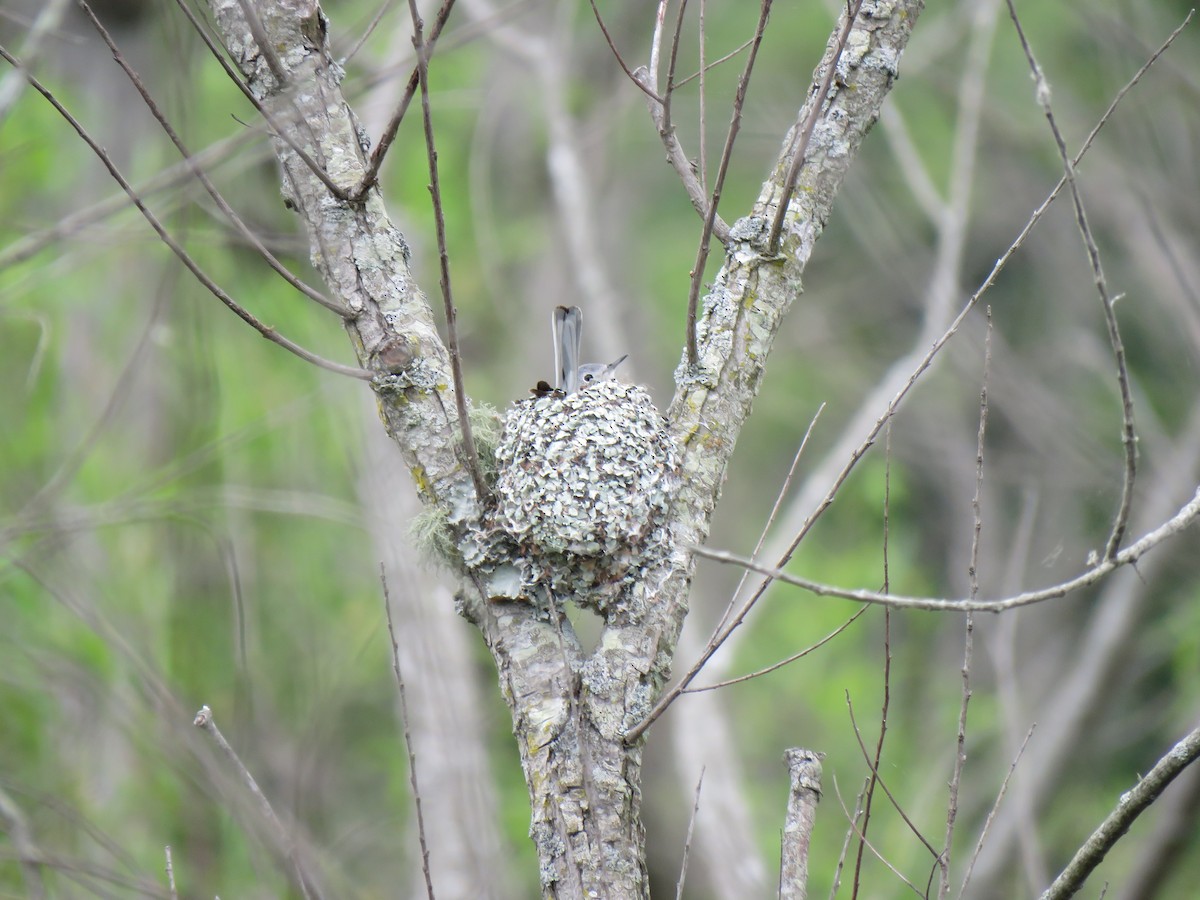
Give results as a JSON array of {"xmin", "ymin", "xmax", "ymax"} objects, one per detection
[
  {"xmin": 766, "ymin": 1, "xmax": 864, "ymax": 256},
  {"xmin": 342, "ymin": 0, "xmax": 396, "ymax": 65},
  {"xmin": 79, "ymin": 1, "xmax": 345, "ymax": 315},
  {"xmin": 831, "ymin": 776, "xmax": 925, "ymax": 897},
  {"xmin": 1040, "ymin": 723, "xmax": 1200, "ymax": 900},
  {"xmin": 380, "ymin": 571, "xmax": 437, "ymax": 900},
  {"xmin": 355, "ymin": 0, "xmax": 456, "ymax": 198},
  {"xmin": 676, "ymin": 37, "xmax": 756, "ymax": 90},
  {"xmin": 171, "ymin": 0, "xmax": 352, "ymax": 202},
  {"xmin": 1004, "ymin": 0, "xmax": 1138, "ymax": 562},
  {"xmin": 661, "ymin": 0, "xmax": 688, "ymax": 131},
  {"xmin": 959, "ymin": 725, "xmax": 1035, "ymax": 898},
  {"xmin": 405, "ymin": 0, "xmax": 490, "ymax": 501},
  {"xmin": 0, "ymin": 44, "xmax": 372, "ymax": 381},
  {"xmin": 683, "ymin": 607, "xmax": 865, "ymax": 693},
  {"xmin": 587, "ymin": 0, "xmax": 662, "ymax": 103},
  {"xmin": 940, "ymin": 309, "xmax": 992, "ymax": 898},
  {"xmin": 829, "ymin": 778, "xmax": 868, "ymax": 900},
  {"xmin": 850, "ymin": 421, "xmax": 894, "ymax": 900},
  {"xmin": 193, "ymin": 706, "xmax": 321, "ymax": 900},
  {"xmin": 696, "ymin": 0, "xmax": 708, "ymax": 192},
  {"xmin": 846, "ymin": 695, "xmax": 940, "ymax": 861},
  {"xmin": 688, "ymin": 484, "xmax": 1200, "ymax": 613},
  {"xmin": 674, "ymin": 767, "xmax": 705, "ymax": 900},
  {"xmin": 684, "ymin": 0, "xmax": 773, "ymax": 368}
]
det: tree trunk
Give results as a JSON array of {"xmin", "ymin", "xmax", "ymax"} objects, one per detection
[{"xmin": 204, "ymin": 0, "xmax": 924, "ymax": 894}]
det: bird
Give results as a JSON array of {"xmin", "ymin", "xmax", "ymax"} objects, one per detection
[{"xmin": 552, "ymin": 305, "xmax": 627, "ymax": 394}]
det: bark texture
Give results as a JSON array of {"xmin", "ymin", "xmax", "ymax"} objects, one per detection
[{"xmin": 204, "ymin": 0, "xmax": 923, "ymax": 895}]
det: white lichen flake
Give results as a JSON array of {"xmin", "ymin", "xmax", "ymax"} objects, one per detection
[{"xmin": 491, "ymin": 380, "xmax": 680, "ymax": 613}]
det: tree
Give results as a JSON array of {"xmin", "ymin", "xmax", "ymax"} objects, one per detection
[{"xmin": 2, "ymin": 1, "xmax": 1199, "ymax": 898}]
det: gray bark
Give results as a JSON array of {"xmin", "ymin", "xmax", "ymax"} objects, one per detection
[{"xmin": 204, "ymin": 0, "xmax": 924, "ymax": 895}]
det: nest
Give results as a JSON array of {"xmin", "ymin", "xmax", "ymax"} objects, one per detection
[{"xmin": 491, "ymin": 380, "xmax": 679, "ymax": 612}]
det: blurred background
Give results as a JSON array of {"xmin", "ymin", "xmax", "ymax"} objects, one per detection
[{"xmin": 2, "ymin": 0, "xmax": 1199, "ymax": 897}]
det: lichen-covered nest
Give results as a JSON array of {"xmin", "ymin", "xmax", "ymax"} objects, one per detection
[{"xmin": 491, "ymin": 380, "xmax": 679, "ymax": 607}]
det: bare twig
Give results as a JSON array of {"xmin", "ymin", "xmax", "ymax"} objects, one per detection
[
  {"xmin": 405, "ymin": 0, "xmax": 490, "ymax": 501},
  {"xmin": 940, "ymin": 309, "xmax": 993, "ymax": 898},
  {"xmin": 341, "ymin": 0, "xmax": 396, "ymax": 65},
  {"xmin": 689, "ymin": 484, "xmax": 1200, "ymax": 613},
  {"xmin": 829, "ymin": 778, "xmax": 867, "ymax": 900},
  {"xmin": 831, "ymin": 777, "xmax": 925, "ymax": 897},
  {"xmin": 0, "ymin": 44, "xmax": 372, "ymax": 381},
  {"xmin": 850, "ymin": 422, "xmax": 894, "ymax": 900},
  {"xmin": 780, "ymin": 749, "xmax": 823, "ymax": 900},
  {"xmin": 696, "ymin": 0, "xmax": 708, "ymax": 191},
  {"xmin": 1040, "ymin": 724, "xmax": 1200, "ymax": 900},
  {"xmin": 355, "ymin": 0, "xmax": 456, "ymax": 198},
  {"xmin": 1004, "ymin": 0, "xmax": 1138, "ymax": 562},
  {"xmin": 846, "ymin": 695, "xmax": 940, "ymax": 862},
  {"xmin": 381, "ymin": 571, "xmax": 436, "ymax": 900},
  {"xmin": 684, "ymin": 0, "xmax": 773, "ymax": 367},
  {"xmin": 587, "ymin": 0, "xmax": 662, "ymax": 103},
  {"xmin": 959, "ymin": 725, "xmax": 1035, "ymax": 898},
  {"xmin": 662, "ymin": 0, "xmax": 688, "ymax": 131},
  {"xmin": 683, "ymin": 607, "xmax": 865, "ymax": 693},
  {"xmin": 193, "ymin": 706, "xmax": 322, "ymax": 900},
  {"xmin": 79, "ymin": 2, "xmax": 345, "ymax": 315},
  {"xmin": 674, "ymin": 37, "xmax": 756, "ymax": 89},
  {"xmin": 766, "ymin": 1, "xmax": 864, "ymax": 257},
  {"xmin": 674, "ymin": 767, "xmax": 705, "ymax": 900}
]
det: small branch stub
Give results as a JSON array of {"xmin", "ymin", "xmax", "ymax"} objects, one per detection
[{"xmin": 781, "ymin": 748, "xmax": 823, "ymax": 900}]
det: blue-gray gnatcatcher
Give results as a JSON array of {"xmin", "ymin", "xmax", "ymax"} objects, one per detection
[{"xmin": 552, "ymin": 305, "xmax": 628, "ymax": 394}]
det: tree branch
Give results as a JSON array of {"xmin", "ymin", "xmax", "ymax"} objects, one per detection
[
  {"xmin": 689, "ymin": 484, "xmax": 1200, "ymax": 613},
  {"xmin": 203, "ymin": 0, "xmax": 481, "ymax": 523},
  {"xmin": 1040, "ymin": 724, "xmax": 1200, "ymax": 900}
]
